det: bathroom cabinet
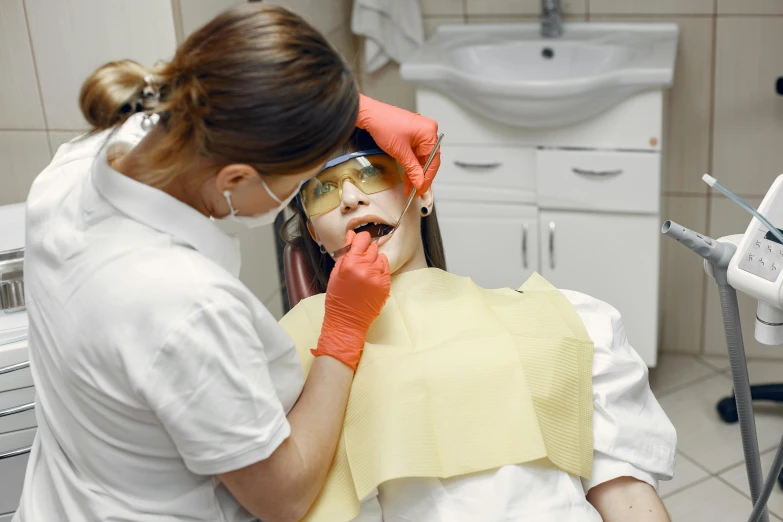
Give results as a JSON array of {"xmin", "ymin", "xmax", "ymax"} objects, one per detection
[{"xmin": 419, "ymin": 89, "xmax": 663, "ymax": 366}]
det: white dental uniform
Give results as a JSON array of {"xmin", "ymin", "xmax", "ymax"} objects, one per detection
[
  {"xmin": 14, "ymin": 114, "xmax": 304, "ymax": 522},
  {"xmin": 349, "ymin": 290, "xmax": 677, "ymax": 522}
]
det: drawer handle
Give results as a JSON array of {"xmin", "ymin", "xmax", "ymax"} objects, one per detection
[
  {"xmin": 522, "ymin": 224, "xmax": 528, "ymax": 269},
  {"xmin": 0, "ymin": 360, "xmax": 29, "ymax": 375},
  {"xmin": 454, "ymin": 161, "xmax": 503, "ymax": 170},
  {"xmin": 549, "ymin": 222, "xmax": 556, "ymax": 270},
  {"xmin": 0, "ymin": 402, "xmax": 34, "ymax": 418},
  {"xmin": 0, "ymin": 445, "xmax": 32, "ymax": 460},
  {"xmin": 572, "ymin": 168, "xmax": 623, "ymax": 177}
]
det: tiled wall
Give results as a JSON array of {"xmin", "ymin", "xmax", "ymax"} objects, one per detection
[
  {"xmin": 360, "ymin": 0, "xmax": 783, "ymax": 359},
  {"xmin": 0, "ymin": 0, "xmax": 355, "ymax": 319}
]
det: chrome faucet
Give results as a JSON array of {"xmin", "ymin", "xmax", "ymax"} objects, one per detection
[{"xmin": 541, "ymin": 0, "xmax": 563, "ymax": 38}]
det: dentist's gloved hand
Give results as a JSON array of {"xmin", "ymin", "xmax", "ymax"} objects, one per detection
[
  {"xmin": 357, "ymin": 94, "xmax": 441, "ymax": 196},
  {"xmin": 311, "ymin": 231, "xmax": 390, "ymax": 371}
]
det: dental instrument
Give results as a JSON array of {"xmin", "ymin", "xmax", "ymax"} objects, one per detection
[
  {"xmin": 662, "ymin": 173, "xmax": 783, "ymax": 522},
  {"xmin": 331, "ymin": 133, "xmax": 444, "ymax": 259}
]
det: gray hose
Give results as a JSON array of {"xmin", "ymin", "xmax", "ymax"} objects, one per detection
[
  {"xmin": 749, "ymin": 435, "xmax": 783, "ymax": 522},
  {"xmin": 718, "ymin": 284, "xmax": 769, "ymax": 522}
]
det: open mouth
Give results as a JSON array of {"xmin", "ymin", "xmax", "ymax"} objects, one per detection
[{"xmin": 353, "ymin": 221, "xmax": 395, "ymax": 239}]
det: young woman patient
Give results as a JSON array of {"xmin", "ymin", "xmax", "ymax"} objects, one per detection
[{"xmin": 279, "ymin": 129, "xmax": 676, "ymax": 522}]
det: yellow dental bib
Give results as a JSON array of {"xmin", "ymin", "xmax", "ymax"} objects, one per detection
[{"xmin": 279, "ymin": 269, "xmax": 594, "ymax": 522}]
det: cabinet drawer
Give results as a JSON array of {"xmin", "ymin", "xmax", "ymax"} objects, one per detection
[
  {"xmin": 0, "ymin": 339, "xmax": 31, "ymax": 393},
  {"xmin": 0, "ymin": 449, "xmax": 29, "ymax": 515},
  {"xmin": 0, "ymin": 427, "xmax": 35, "ymax": 456},
  {"xmin": 0, "ymin": 387, "xmax": 35, "ymax": 434},
  {"xmin": 434, "ymin": 145, "xmax": 536, "ymax": 203},
  {"xmin": 536, "ymin": 149, "xmax": 660, "ymax": 213},
  {"xmin": 436, "ymin": 201, "xmax": 538, "ymax": 289}
]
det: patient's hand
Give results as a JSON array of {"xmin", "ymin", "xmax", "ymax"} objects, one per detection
[{"xmin": 586, "ymin": 476, "xmax": 671, "ymax": 522}]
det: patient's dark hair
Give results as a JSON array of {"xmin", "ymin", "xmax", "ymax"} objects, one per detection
[{"xmin": 280, "ymin": 128, "xmax": 446, "ymax": 293}]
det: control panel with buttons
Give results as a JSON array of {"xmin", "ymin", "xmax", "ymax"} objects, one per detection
[{"xmin": 738, "ymin": 226, "xmax": 783, "ymax": 282}]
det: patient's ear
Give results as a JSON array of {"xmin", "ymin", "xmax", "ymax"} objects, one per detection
[{"xmin": 418, "ymin": 187, "xmax": 434, "ymax": 214}]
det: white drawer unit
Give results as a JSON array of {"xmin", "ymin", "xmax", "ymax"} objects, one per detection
[
  {"xmin": 536, "ymin": 149, "xmax": 661, "ymax": 214},
  {"xmin": 433, "ymin": 145, "xmax": 537, "ymax": 204},
  {"xmin": 0, "ymin": 202, "xmax": 33, "ymax": 519}
]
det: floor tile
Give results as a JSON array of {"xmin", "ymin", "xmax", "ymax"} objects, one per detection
[
  {"xmin": 649, "ymin": 354, "xmax": 718, "ymax": 397},
  {"xmin": 746, "ymin": 360, "xmax": 783, "ymax": 385},
  {"xmin": 720, "ymin": 447, "xmax": 783, "ymax": 520},
  {"xmin": 658, "ymin": 374, "xmax": 783, "ymax": 473},
  {"xmin": 699, "ymin": 355, "xmax": 731, "ymax": 372},
  {"xmin": 659, "ymin": 451, "xmax": 710, "ymax": 499},
  {"xmin": 663, "ymin": 478, "xmax": 757, "ymax": 522}
]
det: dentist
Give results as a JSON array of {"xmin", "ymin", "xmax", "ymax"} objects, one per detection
[{"xmin": 14, "ymin": 5, "xmax": 439, "ymax": 522}]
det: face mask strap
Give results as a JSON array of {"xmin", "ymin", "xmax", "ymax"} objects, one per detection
[
  {"xmin": 223, "ymin": 190, "xmax": 238, "ymax": 217},
  {"xmin": 261, "ymin": 177, "xmax": 283, "ymax": 204}
]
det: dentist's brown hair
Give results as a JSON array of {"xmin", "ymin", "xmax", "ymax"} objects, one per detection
[{"xmin": 79, "ymin": 4, "xmax": 359, "ymax": 186}]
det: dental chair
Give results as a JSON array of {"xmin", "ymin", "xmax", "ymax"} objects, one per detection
[{"xmin": 282, "ymin": 244, "xmax": 318, "ymax": 308}]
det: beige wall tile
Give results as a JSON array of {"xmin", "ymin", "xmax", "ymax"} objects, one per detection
[
  {"xmin": 0, "ymin": 0, "xmax": 45, "ymax": 129},
  {"xmin": 424, "ymin": 16, "xmax": 465, "ymax": 39},
  {"xmin": 48, "ymin": 131, "xmax": 85, "ymax": 157},
  {"xmin": 178, "ymin": 0, "xmax": 244, "ymax": 37},
  {"xmin": 265, "ymin": 287, "xmax": 285, "ymax": 321},
  {"xmin": 590, "ymin": 16, "xmax": 713, "ymax": 194},
  {"xmin": 214, "ymin": 220, "xmax": 283, "ymax": 304},
  {"xmin": 659, "ymin": 196, "xmax": 708, "ymax": 354},
  {"xmin": 361, "ymin": 60, "xmax": 417, "ymax": 112},
  {"xmin": 271, "ymin": 0, "xmax": 351, "ymax": 36},
  {"xmin": 702, "ymin": 196, "xmax": 783, "ymax": 359},
  {"xmin": 467, "ymin": 15, "xmax": 537, "ymax": 23},
  {"xmin": 467, "ymin": 0, "xmax": 586, "ymax": 16},
  {"xmin": 0, "ymin": 131, "xmax": 51, "ymax": 205},
  {"xmin": 713, "ymin": 18, "xmax": 783, "ymax": 197},
  {"xmin": 327, "ymin": 25, "xmax": 360, "ymax": 72},
  {"xmin": 422, "ymin": 0, "xmax": 465, "ymax": 16},
  {"xmin": 25, "ymin": 0, "xmax": 177, "ymax": 130},
  {"xmin": 718, "ymin": 0, "xmax": 783, "ymax": 15},
  {"xmin": 589, "ymin": 0, "xmax": 714, "ymax": 15}
]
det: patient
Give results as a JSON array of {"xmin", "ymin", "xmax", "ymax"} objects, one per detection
[{"xmin": 280, "ymin": 129, "xmax": 676, "ymax": 522}]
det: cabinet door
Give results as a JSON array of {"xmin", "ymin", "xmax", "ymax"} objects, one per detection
[
  {"xmin": 435, "ymin": 202, "xmax": 538, "ymax": 289},
  {"xmin": 539, "ymin": 211, "xmax": 660, "ymax": 366}
]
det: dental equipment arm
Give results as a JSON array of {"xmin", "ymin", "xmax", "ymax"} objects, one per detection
[
  {"xmin": 586, "ymin": 476, "xmax": 670, "ymax": 522},
  {"xmin": 662, "ymin": 219, "xmax": 775, "ymax": 522}
]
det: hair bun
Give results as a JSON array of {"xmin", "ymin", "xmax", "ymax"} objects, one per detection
[{"xmin": 79, "ymin": 59, "xmax": 158, "ymax": 131}]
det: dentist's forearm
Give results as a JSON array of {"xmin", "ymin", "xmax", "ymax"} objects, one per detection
[
  {"xmin": 218, "ymin": 355, "xmax": 353, "ymax": 522},
  {"xmin": 587, "ymin": 476, "xmax": 671, "ymax": 522}
]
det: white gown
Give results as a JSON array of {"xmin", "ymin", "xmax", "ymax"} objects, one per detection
[{"xmin": 348, "ymin": 289, "xmax": 677, "ymax": 522}]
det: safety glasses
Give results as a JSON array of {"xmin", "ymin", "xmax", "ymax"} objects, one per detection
[{"xmin": 297, "ymin": 149, "xmax": 404, "ymax": 217}]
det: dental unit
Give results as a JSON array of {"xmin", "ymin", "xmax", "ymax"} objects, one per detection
[{"xmin": 663, "ymin": 174, "xmax": 783, "ymax": 522}]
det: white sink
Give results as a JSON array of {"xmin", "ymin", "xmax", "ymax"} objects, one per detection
[{"xmin": 400, "ymin": 23, "xmax": 679, "ymax": 128}]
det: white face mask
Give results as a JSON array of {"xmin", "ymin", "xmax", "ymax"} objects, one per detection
[{"xmin": 222, "ymin": 178, "xmax": 300, "ymax": 229}]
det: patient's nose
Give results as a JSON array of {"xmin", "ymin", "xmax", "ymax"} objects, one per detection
[{"xmin": 340, "ymin": 180, "xmax": 369, "ymax": 212}]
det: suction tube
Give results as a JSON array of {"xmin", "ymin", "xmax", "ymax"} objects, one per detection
[{"xmin": 662, "ymin": 221, "xmax": 769, "ymax": 522}]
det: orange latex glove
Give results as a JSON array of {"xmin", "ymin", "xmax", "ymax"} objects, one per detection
[
  {"xmin": 311, "ymin": 231, "xmax": 391, "ymax": 371},
  {"xmin": 356, "ymin": 94, "xmax": 441, "ymax": 196}
]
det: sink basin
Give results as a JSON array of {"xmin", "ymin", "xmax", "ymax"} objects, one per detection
[{"xmin": 400, "ymin": 23, "xmax": 678, "ymax": 128}]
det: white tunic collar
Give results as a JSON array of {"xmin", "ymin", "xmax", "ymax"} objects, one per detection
[{"xmin": 91, "ymin": 115, "xmax": 241, "ymax": 277}]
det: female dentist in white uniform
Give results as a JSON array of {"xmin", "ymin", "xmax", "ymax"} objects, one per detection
[{"xmin": 13, "ymin": 5, "xmax": 440, "ymax": 522}]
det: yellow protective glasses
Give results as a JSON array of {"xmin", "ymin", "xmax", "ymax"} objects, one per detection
[{"xmin": 297, "ymin": 149, "xmax": 404, "ymax": 217}]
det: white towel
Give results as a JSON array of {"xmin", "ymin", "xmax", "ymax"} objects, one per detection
[{"xmin": 351, "ymin": 0, "xmax": 424, "ymax": 74}]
